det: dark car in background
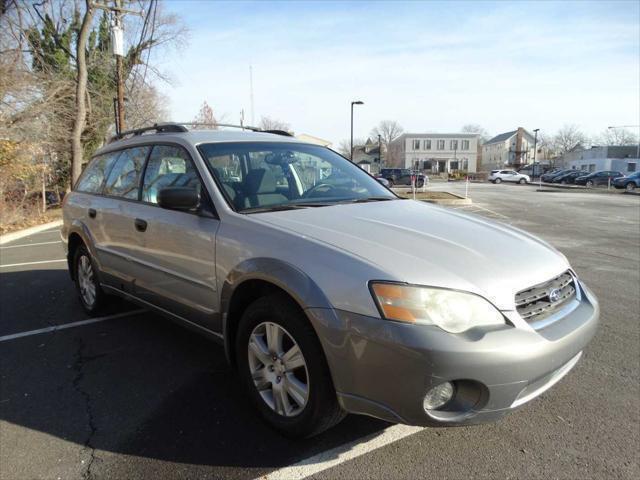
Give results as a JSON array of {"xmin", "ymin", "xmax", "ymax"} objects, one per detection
[
  {"xmin": 613, "ymin": 171, "xmax": 640, "ymax": 191},
  {"xmin": 552, "ymin": 170, "xmax": 588, "ymax": 185},
  {"xmin": 379, "ymin": 168, "xmax": 427, "ymax": 187},
  {"xmin": 541, "ymin": 169, "xmax": 571, "ymax": 183},
  {"xmin": 574, "ymin": 171, "xmax": 624, "ymax": 187}
]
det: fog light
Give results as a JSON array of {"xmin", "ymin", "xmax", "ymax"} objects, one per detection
[{"xmin": 423, "ymin": 382, "xmax": 454, "ymax": 411}]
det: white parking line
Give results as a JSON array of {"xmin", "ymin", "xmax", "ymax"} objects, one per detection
[
  {"xmin": 0, "ymin": 310, "xmax": 145, "ymax": 342},
  {"xmin": 258, "ymin": 425, "xmax": 423, "ymax": 480},
  {"xmin": 0, "ymin": 241, "xmax": 62, "ymax": 249},
  {"xmin": 0, "ymin": 259, "xmax": 66, "ymax": 268}
]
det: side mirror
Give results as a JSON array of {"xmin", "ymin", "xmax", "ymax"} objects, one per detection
[{"xmin": 157, "ymin": 187, "xmax": 200, "ymax": 211}]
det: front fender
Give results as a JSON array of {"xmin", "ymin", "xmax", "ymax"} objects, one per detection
[{"xmin": 220, "ymin": 257, "xmax": 335, "ymax": 364}]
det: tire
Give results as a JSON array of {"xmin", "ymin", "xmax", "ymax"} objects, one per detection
[
  {"xmin": 586, "ymin": 180, "xmax": 594, "ymax": 188},
  {"xmin": 416, "ymin": 179, "xmax": 424, "ymax": 188},
  {"xmin": 73, "ymin": 244, "xmax": 106, "ymax": 315},
  {"xmin": 494, "ymin": 178, "xmax": 502, "ymax": 184},
  {"xmin": 626, "ymin": 182, "xmax": 636, "ymax": 192},
  {"xmin": 236, "ymin": 294, "xmax": 345, "ymax": 438},
  {"xmin": 388, "ymin": 179, "xmax": 394, "ymax": 187},
  {"xmin": 518, "ymin": 178, "xmax": 526, "ymax": 184}
]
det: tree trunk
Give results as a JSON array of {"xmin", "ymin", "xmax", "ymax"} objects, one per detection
[{"xmin": 70, "ymin": 1, "xmax": 94, "ymax": 185}]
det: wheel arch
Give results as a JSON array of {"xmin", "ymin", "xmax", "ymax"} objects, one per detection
[
  {"xmin": 220, "ymin": 258, "xmax": 333, "ymax": 368},
  {"xmin": 66, "ymin": 220, "xmax": 99, "ymax": 280}
]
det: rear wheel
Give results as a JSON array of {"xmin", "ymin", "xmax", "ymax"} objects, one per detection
[
  {"xmin": 236, "ymin": 294, "xmax": 345, "ymax": 437},
  {"xmin": 388, "ymin": 179, "xmax": 394, "ymax": 187},
  {"xmin": 626, "ymin": 182, "xmax": 636, "ymax": 192},
  {"xmin": 74, "ymin": 244, "xmax": 106, "ymax": 315},
  {"xmin": 416, "ymin": 179, "xmax": 424, "ymax": 188},
  {"xmin": 586, "ymin": 180, "xmax": 594, "ymax": 188}
]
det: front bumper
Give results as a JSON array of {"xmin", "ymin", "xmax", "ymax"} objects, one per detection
[{"xmin": 307, "ymin": 282, "xmax": 599, "ymax": 427}]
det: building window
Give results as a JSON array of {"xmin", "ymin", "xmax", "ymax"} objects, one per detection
[
  {"xmin": 628, "ymin": 163, "xmax": 637, "ymax": 172},
  {"xmin": 462, "ymin": 159, "xmax": 468, "ymax": 170},
  {"xmin": 589, "ymin": 164, "xmax": 596, "ymax": 172},
  {"xmin": 461, "ymin": 140, "xmax": 469, "ymax": 150},
  {"xmin": 424, "ymin": 140, "xmax": 431, "ymax": 150},
  {"xmin": 450, "ymin": 140, "xmax": 458, "ymax": 150},
  {"xmin": 412, "ymin": 140, "xmax": 420, "ymax": 150},
  {"xmin": 450, "ymin": 161, "xmax": 459, "ymax": 170},
  {"xmin": 437, "ymin": 140, "xmax": 445, "ymax": 150},
  {"xmin": 423, "ymin": 160, "xmax": 432, "ymax": 170}
]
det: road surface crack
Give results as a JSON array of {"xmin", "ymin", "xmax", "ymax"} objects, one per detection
[{"xmin": 72, "ymin": 339, "xmax": 99, "ymax": 480}]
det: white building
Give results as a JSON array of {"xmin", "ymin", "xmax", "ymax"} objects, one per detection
[
  {"xmin": 389, "ymin": 133, "xmax": 480, "ymax": 173},
  {"xmin": 557, "ymin": 145, "xmax": 638, "ymax": 173},
  {"xmin": 482, "ymin": 128, "xmax": 536, "ymax": 169}
]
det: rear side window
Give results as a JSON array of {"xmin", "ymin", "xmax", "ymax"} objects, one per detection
[
  {"xmin": 75, "ymin": 152, "xmax": 120, "ymax": 193},
  {"xmin": 103, "ymin": 146, "xmax": 150, "ymax": 199},
  {"xmin": 142, "ymin": 145, "xmax": 202, "ymax": 204}
]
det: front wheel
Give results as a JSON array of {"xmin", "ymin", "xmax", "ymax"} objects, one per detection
[
  {"xmin": 236, "ymin": 294, "xmax": 345, "ymax": 438},
  {"xmin": 74, "ymin": 244, "xmax": 106, "ymax": 315},
  {"xmin": 518, "ymin": 178, "xmax": 526, "ymax": 184},
  {"xmin": 626, "ymin": 182, "xmax": 636, "ymax": 192},
  {"xmin": 416, "ymin": 179, "xmax": 424, "ymax": 188},
  {"xmin": 586, "ymin": 180, "xmax": 594, "ymax": 188},
  {"xmin": 494, "ymin": 178, "xmax": 502, "ymax": 184}
]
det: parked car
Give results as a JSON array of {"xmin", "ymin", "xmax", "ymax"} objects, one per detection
[
  {"xmin": 552, "ymin": 170, "xmax": 587, "ymax": 185},
  {"xmin": 488, "ymin": 170, "xmax": 530, "ymax": 184},
  {"xmin": 379, "ymin": 168, "xmax": 427, "ymax": 187},
  {"xmin": 540, "ymin": 169, "xmax": 572, "ymax": 183},
  {"xmin": 375, "ymin": 176, "xmax": 391, "ymax": 188},
  {"xmin": 613, "ymin": 171, "xmax": 640, "ymax": 191},
  {"xmin": 63, "ymin": 123, "xmax": 598, "ymax": 438},
  {"xmin": 574, "ymin": 170, "xmax": 624, "ymax": 187}
]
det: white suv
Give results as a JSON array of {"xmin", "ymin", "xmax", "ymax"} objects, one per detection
[{"xmin": 489, "ymin": 170, "xmax": 530, "ymax": 184}]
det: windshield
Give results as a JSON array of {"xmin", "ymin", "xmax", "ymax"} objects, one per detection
[{"xmin": 198, "ymin": 142, "xmax": 396, "ymax": 212}]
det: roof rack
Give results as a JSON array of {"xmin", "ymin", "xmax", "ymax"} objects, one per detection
[{"xmin": 109, "ymin": 122, "xmax": 294, "ymax": 143}]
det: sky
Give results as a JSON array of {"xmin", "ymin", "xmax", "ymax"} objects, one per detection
[{"xmin": 157, "ymin": 0, "xmax": 640, "ymax": 145}]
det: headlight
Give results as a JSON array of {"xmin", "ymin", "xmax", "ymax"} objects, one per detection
[{"xmin": 370, "ymin": 282, "xmax": 505, "ymax": 333}]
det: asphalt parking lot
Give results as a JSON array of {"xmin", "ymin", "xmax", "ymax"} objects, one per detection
[{"xmin": 1, "ymin": 184, "xmax": 639, "ymax": 480}]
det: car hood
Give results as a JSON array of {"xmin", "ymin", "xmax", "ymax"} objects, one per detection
[{"xmin": 255, "ymin": 200, "xmax": 570, "ymax": 310}]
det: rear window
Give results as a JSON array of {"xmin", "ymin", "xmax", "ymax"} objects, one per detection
[
  {"xmin": 75, "ymin": 152, "xmax": 120, "ymax": 193},
  {"xmin": 103, "ymin": 146, "xmax": 150, "ymax": 199}
]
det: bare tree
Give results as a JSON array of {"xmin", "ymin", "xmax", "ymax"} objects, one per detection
[
  {"xmin": 461, "ymin": 124, "xmax": 491, "ymax": 143},
  {"xmin": 71, "ymin": 0, "xmax": 95, "ymax": 183},
  {"xmin": 595, "ymin": 128, "xmax": 638, "ymax": 146},
  {"xmin": 370, "ymin": 120, "xmax": 403, "ymax": 146},
  {"xmin": 259, "ymin": 116, "xmax": 291, "ymax": 132},
  {"xmin": 336, "ymin": 138, "xmax": 365, "ymax": 158},
  {"xmin": 192, "ymin": 101, "xmax": 218, "ymax": 129},
  {"xmin": 552, "ymin": 124, "xmax": 589, "ymax": 155}
]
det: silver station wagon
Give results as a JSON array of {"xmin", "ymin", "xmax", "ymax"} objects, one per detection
[{"xmin": 62, "ymin": 123, "xmax": 599, "ymax": 437}]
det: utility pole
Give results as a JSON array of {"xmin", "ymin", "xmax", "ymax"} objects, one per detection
[
  {"xmin": 91, "ymin": 1, "xmax": 143, "ymax": 134},
  {"xmin": 350, "ymin": 100, "xmax": 364, "ymax": 161},
  {"xmin": 533, "ymin": 128, "xmax": 539, "ymax": 179}
]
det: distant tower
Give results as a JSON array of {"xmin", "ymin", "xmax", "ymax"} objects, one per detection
[{"xmin": 249, "ymin": 65, "xmax": 255, "ymax": 126}]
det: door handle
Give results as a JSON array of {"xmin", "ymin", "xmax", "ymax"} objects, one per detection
[
  {"xmin": 88, "ymin": 208, "xmax": 96, "ymax": 219},
  {"xmin": 134, "ymin": 218, "xmax": 148, "ymax": 232}
]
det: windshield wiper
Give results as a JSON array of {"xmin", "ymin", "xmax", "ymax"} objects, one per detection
[
  {"xmin": 342, "ymin": 196, "xmax": 397, "ymax": 204},
  {"xmin": 241, "ymin": 204, "xmax": 311, "ymax": 214}
]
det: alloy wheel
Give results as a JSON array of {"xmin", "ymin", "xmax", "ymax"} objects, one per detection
[
  {"xmin": 247, "ymin": 322, "xmax": 309, "ymax": 417},
  {"xmin": 626, "ymin": 183, "xmax": 636, "ymax": 192},
  {"xmin": 77, "ymin": 255, "xmax": 96, "ymax": 307}
]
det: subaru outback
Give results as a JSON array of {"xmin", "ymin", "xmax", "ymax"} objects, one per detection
[{"xmin": 62, "ymin": 123, "xmax": 599, "ymax": 438}]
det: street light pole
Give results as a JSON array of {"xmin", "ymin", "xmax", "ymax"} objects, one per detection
[
  {"xmin": 350, "ymin": 100, "xmax": 364, "ymax": 161},
  {"xmin": 533, "ymin": 128, "xmax": 540, "ymax": 179},
  {"xmin": 378, "ymin": 134, "xmax": 382, "ymax": 168}
]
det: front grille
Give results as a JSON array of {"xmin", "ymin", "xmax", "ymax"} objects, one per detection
[{"xmin": 515, "ymin": 271, "xmax": 576, "ymax": 324}]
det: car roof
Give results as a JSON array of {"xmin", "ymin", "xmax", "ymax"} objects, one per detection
[{"xmin": 94, "ymin": 128, "xmax": 306, "ymax": 157}]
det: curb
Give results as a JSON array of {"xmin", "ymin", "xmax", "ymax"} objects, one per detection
[
  {"xmin": 0, "ymin": 220, "xmax": 63, "ymax": 245},
  {"xmin": 420, "ymin": 197, "xmax": 472, "ymax": 205}
]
